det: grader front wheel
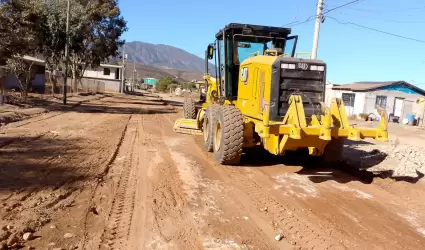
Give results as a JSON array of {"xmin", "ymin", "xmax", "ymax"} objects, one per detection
[
  {"xmin": 213, "ymin": 106, "xmax": 244, "ymax": 165},
  {"xmin": 203, "ymin": 105, "xmax": 217, "ymax": 152},
  {"xmin": 183, "ymin": 99, "xmax": 196, "ymax": 119}
]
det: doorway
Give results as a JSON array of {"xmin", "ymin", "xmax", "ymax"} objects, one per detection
[{"xmin": 393, "ymin": 97, "xmax": 404, "ymax": 117}]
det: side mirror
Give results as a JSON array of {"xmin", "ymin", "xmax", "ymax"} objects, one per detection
[{"xmin": 207, "ymin": 44, "xmax": 214, "ymax": 60}]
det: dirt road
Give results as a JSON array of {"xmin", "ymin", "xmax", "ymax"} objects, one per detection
[{"xmin": 1, "ymin": 93, "xmax": 424, "ymax": 249}]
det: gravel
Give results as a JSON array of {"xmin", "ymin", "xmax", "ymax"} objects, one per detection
[
  {"xmin": 345, "ymin": 143, "xmax": 425, "ymax": 178},
  {"xmin": 64, "ymin": 233, "xmax": 75, "ymax": 239},
  {"xmin": 23, "ymin": 232, "xmax": 33, "ymax": 241}
]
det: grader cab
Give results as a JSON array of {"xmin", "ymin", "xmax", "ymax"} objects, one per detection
[{"xmin": 174, "ymin": 23, "xmax": 388, "ymax": 165}]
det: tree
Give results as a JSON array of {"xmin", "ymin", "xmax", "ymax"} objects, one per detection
[
  {"xmin": 39, "ymin": 0, "xmax": 68, "ymax": 94},
  {"xmin": 0, "ymin": 0, "xmax": 128, "ymax": 99},
  {"xmin": 0, "ymin": 0, "xmax": 45, "ymax": 99},
  {"xmin": 156, "ymin": 77, "xmax": 178, "ymax": 92},
  {"xmin": 182, "ymin": 82, "xmax": 196, "ymax": 90},
  {"xmin": 4, "ymin": 57, "xmax": 37, "ymax": 99},
  {"xmin": 0, "ymin": 0, "xmax": 44, "ymax": 63},
  {"xmin": 67, "ymin": 0, "xmax": 128, "ymax": 91}
]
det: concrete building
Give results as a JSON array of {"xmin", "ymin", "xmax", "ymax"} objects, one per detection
[
  {"xmin": 329, "ymin": 81, "xmax": 425, "ymax": 120},
  {"xmin": 82, "ymin": 64, "xmax": 123, "ymax": 93},
  {"xmin": 2, "ymin": 56, "xmax": 46, "ymax": 92}
]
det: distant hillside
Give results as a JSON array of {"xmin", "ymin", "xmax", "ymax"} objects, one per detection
[
  {"xmin": 122, "ymin": 41, "xmax": 214, "ymax": 73},
  {"xmin": 123, "ymin": 62, "xmax": 204, "ymax": 83}
]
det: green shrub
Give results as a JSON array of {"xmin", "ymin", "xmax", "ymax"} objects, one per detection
[{"xmin": 156, "ymin": 77, "xmax": 178, "ymax": 92}]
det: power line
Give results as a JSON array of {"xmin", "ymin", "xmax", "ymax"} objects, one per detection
[
  {"xmin": 323, "ymin": 0, "xmax": 364, "ymax": 14},
  {"xmin": 334, "ymin": 10, "xmax": 425, "ymax": 23},
  {"xmin": 283, "ymin": 16, "xmax": 315, "ymax": 27},
  {"xmin": 345, "ymin": 5, "xmax": 425, "ymax": 14},
  {"xmin": 283, "ymin": 0, "xmax": 364, "ymax": 28},
  {"xmin": 327, "ymin": 16, "xmax": 425, "ymax": 44}
]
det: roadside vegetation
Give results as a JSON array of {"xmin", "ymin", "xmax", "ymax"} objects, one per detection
[
  {"xmin": 156, "ymin": 76, "xmax": 197, "ymax": 92},
  {"xmin": 0, "ymin": 0, "xmax": 128, "ymax": 101}
]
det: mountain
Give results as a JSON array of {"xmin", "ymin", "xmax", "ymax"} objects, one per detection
[
  {"xmin": 123, "ymin": 62, "xmax": 204, "ymax": 83},
  {"xmin": 123, "ymin": 41, "xmax": 213, "ymax": 73}
]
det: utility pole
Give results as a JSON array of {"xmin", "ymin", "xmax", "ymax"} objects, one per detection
[
  {"xmin": 63, "ymin": 0, "xmax": 70, "ymax": 104},
  {"xmin": 311, "ymin": 0, "xmax": 324, "ymax": 59},
  {"xmin": 132, "ymin": 61, "xmax": 136, "ymax": 92},
  {"xmin": 121, "ymin": 44, "xmax": 126, "ymax": 94}
]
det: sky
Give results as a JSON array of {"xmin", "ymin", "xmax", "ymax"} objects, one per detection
[{"xmin": 118, "ymin": 0, "xmax": 425, "ymax": 86}]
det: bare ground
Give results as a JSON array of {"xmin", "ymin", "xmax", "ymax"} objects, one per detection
[{"xmin": 0, "ymin": 92, "xmax": 424, "ymax": 249}]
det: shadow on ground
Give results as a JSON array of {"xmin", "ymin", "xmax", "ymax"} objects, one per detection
[
  {"xmin": 18, "ymin": 94, "xmax": 177, "ymax": 115},
  {"xmin": 0, "ymin": 136, "xmax": 92, "ymax": 192},
  {"xmin": 240, "ymin": 143, "xmax": 423, "ymax": 184},
  {"xmin": 163, "ymin": 100, "xmax": 184, "ymax": 107},
  {"xmin": 72, "ymin": 104, "xmax": 176, "ymax": 115}
]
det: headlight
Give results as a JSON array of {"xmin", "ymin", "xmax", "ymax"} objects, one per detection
[
  {"xmin": 281, "ymin": 63, "xmax": 296, "ymax": 69},
  {"xmin": 310, "ymin": 65, "xmax": 325, "ymax": 71}
]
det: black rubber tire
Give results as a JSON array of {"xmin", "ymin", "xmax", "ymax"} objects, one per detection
[
  {"xmin": 183, "ymin": 99, "xmax": 196, "ymax": 119},
  {"xmin": 212, "ymin": 106, "xmax": 244, "ymax": 165},
  {"xmin": 321, "ymin": 138, "xmax": 345, "ymax": 167},
  {"xmin": 203, "ymin": 105, "xmax": 218, "ymax": 152}
]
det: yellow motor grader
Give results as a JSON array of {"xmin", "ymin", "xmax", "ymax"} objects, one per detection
[{"xmin": 174, "ymin": 23, "xmax": 388, "ymax": 165}]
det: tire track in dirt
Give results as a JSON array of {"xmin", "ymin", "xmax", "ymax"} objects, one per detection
[
  {"xmin": 98, "ymin": 115, "xmax": 140, "ymax": 250},
  {"xmin": 141, "ymin": 111, "xmax": 204, "ymax": 249},
  {"xmin": 92, "ymin": 101, "xmax": 204, "ymax": 250},
  {"xmin": 0, "ymin": 96, "xmax": 139, "ymax": 249},
  {"xmin": 80, "ymin": 114, "xmax": 132, "ymax": 249},
  {"xmin": 1, "ymin": 120, "xmax": 122, "ymax": 225}
]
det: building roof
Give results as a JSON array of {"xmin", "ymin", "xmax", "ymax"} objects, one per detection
[
  {"xmin": 332, "ymin": 81, "xmax": 425, "ymax": 95},
  {"xmin": 79, "ymin": 62, "xmax": 123, "ymax": 69},
  {"xmin": 100, "ymin": 64, "xmax": 123, "ymax": 69}
]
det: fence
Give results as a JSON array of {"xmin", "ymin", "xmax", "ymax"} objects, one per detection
[
  {"xmin": 78, "ymin": 78, "xmax": 105, "ymax": 93},
  {"xmin": 44, "ymin": 77, "xmax": 105, "ymax": 96}
]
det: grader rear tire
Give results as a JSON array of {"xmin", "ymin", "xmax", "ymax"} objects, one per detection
[
  {"xmin": 321, "ymin": 138, "xmax": 345, "ymax": 167},
  {"xmin": 213, "ymin": 106, "xmax": 244, "ymax": 165},
  {"xmin": 203, "ymin": 105, "xmax": 218, "ymax": 152},
  {"xmin": 183, "ymin": 99, "xmax": 196, "ymax": 119}
]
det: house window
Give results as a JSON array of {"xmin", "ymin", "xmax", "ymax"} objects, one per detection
[
  {"xmin": 342, "ymin": 93, "xmax": 355, "ymax": 107},
  {"xmin": 375, "ymin": 95, "xmax": 387, "ymax": 108},
  {"xmin": 103, "ymin": 68, "xmax": 111, "ymax": 76}
]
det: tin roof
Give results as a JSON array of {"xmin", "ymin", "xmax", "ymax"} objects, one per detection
[{"xmin": 332, "ymin": 81, "xmax": 425, "ymax": 95}]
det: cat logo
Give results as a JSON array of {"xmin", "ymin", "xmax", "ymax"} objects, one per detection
[{"xmin": 297, "ymin": 63, "xmax": 309, "ymax": 70}]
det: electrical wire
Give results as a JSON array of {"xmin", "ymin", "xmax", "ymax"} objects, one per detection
[
  {"xmin": 323, "ymin": 0, "xmax": 365, "ymax": 14},
  {"xmin": 327, "ymin": 16, "xmax": 425, "ymax": 44},
  {"xmin": 334, "ymin": 10, "xmax": 425, "ymax": 23},
  {"xmin": 345, "ymin": 5, "xmax": 425, "ymax": 14},
  {"xmin": 283, "ymin": 0, "xmax": 364, "ymax": 28},
  {"xmin": 283, "ymin": 16, "xmax": 315, "ymax": 27}
]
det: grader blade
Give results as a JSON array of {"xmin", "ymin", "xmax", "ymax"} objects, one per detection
[{"xmin": 173, "ymin": 118, "xmax": 203, "ymax": 135}]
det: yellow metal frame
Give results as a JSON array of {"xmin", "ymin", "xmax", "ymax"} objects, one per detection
[
  {"xmin": 173, "ymin": 48, "xmax": 389, "ymax": 158},
  {"xmin": 173, "ymin": 73, "xmax": 226, "ymax": 135},
  {"xmin": 246, "ymin": 95, "xmax": 388, "ymax": 156}
]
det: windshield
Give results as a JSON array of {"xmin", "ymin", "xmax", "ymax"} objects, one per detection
[
  {"xmin": 235, "ymin": 42, "xmax": 265, "ymax": 64},
  {"xmin": 233, "ymin": 35, "xmax": 297, "ymax": 64}
]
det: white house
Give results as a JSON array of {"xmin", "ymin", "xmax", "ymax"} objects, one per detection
[
  {"xmin": 82, "ymin": 64, "xmax": 123, "ymax": 93},
  {"xmin": 328, "ymin": 81, "xmax": 425, "ymax": 121},
  {"xmin": 2, "ymin": 56, "xmax": 46, "ymax": 92}
]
